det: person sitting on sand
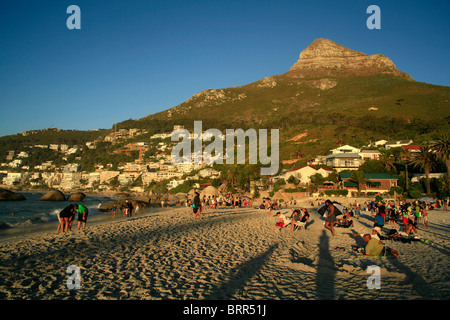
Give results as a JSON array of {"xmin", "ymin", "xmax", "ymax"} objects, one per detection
[
  {"xmin": 336, "ymin": 214, "xmax": 353, "ymax": 228},
  {"xmin": 275, "ymin": 211, "xmax": 291, "ymax": 229},
  {"xmin": 362, "ymin": 234, "xmax": 399, "ymax": 258},
  {"xmin": 300, "ymin": 209, "xmax": 310, "ymax": 230},
  {"xmin": 362, "ymin": 234, "xmax": 385, "ymax": 256},
  {"xmin": 353, "ymin": 226, "xmax": 383, "ymax": 240},
  {"xmin": 290, "ymin": 210, "xmax": 302, "ymax": 231}
]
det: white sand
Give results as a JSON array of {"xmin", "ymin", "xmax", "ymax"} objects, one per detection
[{"xmin": 0, "ymin": 203, "xmax": 448, "ymax": 300}]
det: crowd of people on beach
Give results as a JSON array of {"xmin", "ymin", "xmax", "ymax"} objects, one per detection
[
  {"xmin": 260, "ymin": 195, "xmax": 444, "ymax": 259},
  {"xmin": 323, "ymin": 198, "xmax": 443, "ymax": 258},
  {"xmin": 186, "ymin": 192, "xmax": 254, "ymax": 219},
  {"xmin": 56, "ymin": 188, "xmax": 446, "ymax": 262}
]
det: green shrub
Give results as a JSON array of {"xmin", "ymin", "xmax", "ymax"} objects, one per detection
[{"xmin": 408, "ymin": 189, "xmax": 422, "ymax": 199}]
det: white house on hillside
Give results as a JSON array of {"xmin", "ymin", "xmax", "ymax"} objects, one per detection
[
  {"xmin": 329, "ymin": 145, "xmax": 361, "ymax": 155},
  {"xmin": 359, "ymin": 150, "xmax": 381, "ymax": 161},
  {"xmin": 325, "ymin": 153, "xmax": 362, "ymax": 172},
  {"xmin": 281, "ymin": 165, "xmax": 332, "ymax": 184},
  {"xmin": 385, "ymin": 139, "xmax": 413, "ymax": 149}
]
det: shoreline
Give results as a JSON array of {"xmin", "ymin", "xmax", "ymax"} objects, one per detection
[{"xmin": 0, "ymin": 206, "xmax": 166, "ymax": 243}]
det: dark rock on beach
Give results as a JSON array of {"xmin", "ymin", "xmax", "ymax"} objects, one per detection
[
  {"xmin": 68, "ymin": 192, "xmax": 86, "ymax": 202},
  {"xmin": 0, "ymin": 189, "xmax": 26, "ymax": 201},
  {"xmin": 39, "ymin": 190, "xmax": 66, "ymax": 201}
]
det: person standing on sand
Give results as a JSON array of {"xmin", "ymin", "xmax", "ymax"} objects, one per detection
[
  {"xmin": 193, "ymin": 192, "xmax": 201, "ymax": 219},
  {"xmin": 420, "ymin": 207, "xmax": 428, "ymax": 229},
  {"xmin": 324, "ymin": 200, "xmax": 339, "ymax": 236},
  {"xmin": 57, "ymin": 204, "xmax": 75, "ymax": 233},
  {"xmin": 126, "ymin": 200, "xmax": 134, "ymax": 217},
  {"xmin": 112, "ymin": 204, "xmax": 117, "ymax": 219},
  {"xmin": 74, "ymin": 204, "xmax": 89, "ymax": 230}
]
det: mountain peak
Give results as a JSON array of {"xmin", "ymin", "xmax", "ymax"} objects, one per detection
[{"xmin": 289, "ymin": 38, "xmax": 412, "ymax": 79}]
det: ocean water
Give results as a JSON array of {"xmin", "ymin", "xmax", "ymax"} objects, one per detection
[{"xmin": 0, "ymin": 192, "xmax": 119, "ymax": 230}]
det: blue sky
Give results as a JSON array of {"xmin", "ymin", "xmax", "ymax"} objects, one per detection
[{"xmin": 0, "ymin": 0, "xmax": 449, "ymax": 137}]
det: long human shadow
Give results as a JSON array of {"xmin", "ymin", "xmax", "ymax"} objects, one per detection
[
  {"xmin": 315, "ymin": 230, "xmax": 336, "ymax": 300},
  {"xmin": 388, "ymin": 257, "xmax": 445, "ymax": 299},
  {"xmin": 203, "ymin": 244, "xmax": 279, "ymax": 299}
]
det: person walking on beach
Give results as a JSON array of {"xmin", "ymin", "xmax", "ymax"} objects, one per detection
[
  {"xmin": 112, "ymin": 204, "xmax": 117, "ymax": 219},
  {"xmin": 324, "ymin": 200, "xmax": 339, "ymax": 236},
  {"xmin": 192, "ymin": 192, "xmax": 201, "ymax": 219},
  {"xmin": 74, "ymin": 203, "xmax": 89, "ymax": 230},
  {"xmin": 126, "ymin": 200, "xmax": 134, "ymax": 217}
]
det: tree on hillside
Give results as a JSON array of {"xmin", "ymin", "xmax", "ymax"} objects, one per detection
[
  {"xmin": 431, "ymin": 133, "xmax": 450, "ymax": 176},
  {"xmin": 348, "ymin": 170, "xmax": 367, "ymax": 197},
  {"xmin": 378, "ymin": 149, "xmax": 396, "ymax": 173},
  {"xmin": 399, "ymin": 148, "xmax": 412, "ymax": 191},
  {"xmin": 410, "ymin": 146, "xmax": 437, "ymax": 195}
]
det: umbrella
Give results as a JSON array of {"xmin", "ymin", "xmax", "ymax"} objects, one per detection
[
  {"xmin": 317, "ymin": 201, "xmax": 346, "ymax": 217},
  {"xmin": 418, "ymin": 196, "xmax": 436, "ymax": 203}
]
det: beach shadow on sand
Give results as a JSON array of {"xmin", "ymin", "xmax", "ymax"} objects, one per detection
[
  {"xmin": 202, "ymin": 244, "xmax": 279, "ymax": 299},
  {"xmin": 315, "ymin": 230, "xmax": 336, "ymax": 300}
]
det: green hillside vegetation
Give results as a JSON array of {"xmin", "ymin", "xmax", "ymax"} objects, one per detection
[{"xmin": 1, "ymin": 39, "xmax": 449, "ymax": 179}]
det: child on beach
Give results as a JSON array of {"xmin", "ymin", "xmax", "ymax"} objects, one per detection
[{"xmin": 112, "ymin": 204, "xmax": 117, "ymax": 219}]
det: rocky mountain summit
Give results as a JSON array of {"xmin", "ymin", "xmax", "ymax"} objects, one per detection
[{"xmin": 288, "ymin": 38, "xmax": 412, "ymax": 79}]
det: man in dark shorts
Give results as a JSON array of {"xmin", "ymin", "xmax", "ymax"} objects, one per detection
[
  {"xmin": 74, "ymin": 204, "xmax": 89, "ymax": 230},
  {"xmin": 324, "ymin": 200, "xmax": 338, "ymax": 236},
  {"xmin": 57, "ymin": 204, "xmax": 75, "ymax": 233},
  {"xmin": 192, "ymin": 192, "xmax": 201, "ymax": 219}
]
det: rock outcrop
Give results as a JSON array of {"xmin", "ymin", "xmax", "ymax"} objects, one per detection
[
  {"xmin": 40, "ymin": 190, "xmax": 66, "ymax": 201},
  {"xmin": 68, "ymin": 192, "xmax": 86, "ymax": 202},
  {"xmin": 0, "ymin": 189, "xmax": 26, "ymax": 201},
  {"xmin": 289, "ymin": 38, "xmax": 412, "ymax": 79}
]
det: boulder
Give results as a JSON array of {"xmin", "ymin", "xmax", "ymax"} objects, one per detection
[
  {"xmin": 68, "ymin": 192, "xmax": 86, "ymax": 202},
  {"xmin": 40, "ymin": 190, "xmax": 66, "ymax": 201},
  {"xmin": 98, "ymin": 198, "xmax": 154, "ymax": 212},
  {"xmin": 0, "ymin": 189, "xmax": 26, "ymax": 201},
  {"xmin": 200, "ymin": 186, "xmax": 220, "ymax": 198}
]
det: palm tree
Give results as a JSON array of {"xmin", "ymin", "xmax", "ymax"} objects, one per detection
[
  {"xmin": 431, "ymin": 133, "xmax": 450, "ymax": 176},
  {"xmin": 410, "ymin": 146, "xmax": 437, "ymax": 195},
  {"xmin": 400, "ymin": 148, "xmax": 412, "ymax": 190},
  {"xmin": 348, "ymin": 170, "xmax": 367, "ymax": 197},
  {"xmin": 378, "ymin": 149, "xmax": 396, "ymax": 173}
]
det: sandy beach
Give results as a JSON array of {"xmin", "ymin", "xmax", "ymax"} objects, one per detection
[{"xmin": 0, "ymin": 200, "xmax": 448, "ymax": 301}]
